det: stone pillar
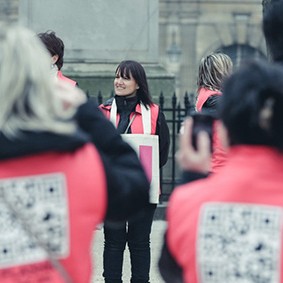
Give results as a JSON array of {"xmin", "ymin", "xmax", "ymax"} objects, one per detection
[
  {"xmin": 0, "ymin": 0, "xmax": 19, "ymax": 23},
  {"xmin": 178, "ymin": 3, "xmax": 200, "ymax": 101}
]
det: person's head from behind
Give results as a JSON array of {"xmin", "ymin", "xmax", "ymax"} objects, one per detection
[
  {"xmin": 0, "ymin": 24, "xmax": 76, "ymax": 138},
  {"xmin": 37, "ymin": 30, "xmax": 64, "ymax": 70},
  {"xmin": 114, "ymin": 60, "xmax": 153, "ymax": 106},
  {"xmin": 197, "ymin": 52, "xmax": 233, "ymax": 92},
  {"xmin": 263, "ymin": 0, "xmax": 283, "ymax": 62},
  {"xmin": 220, "ymin": 60, "xmax": 283, "ymax": 151}
]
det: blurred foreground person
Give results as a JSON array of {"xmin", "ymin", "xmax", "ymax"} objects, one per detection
[
  {"xmin": 0, "ymin": 24, "xmax": 149, "ymax": 283},
  {"xmin": 159, "ymin": 60, "xmax": 283, "ymax": 283},
  {"xmin": 38, "ymin": 30, "xmax": 77, "ymax": 86}
]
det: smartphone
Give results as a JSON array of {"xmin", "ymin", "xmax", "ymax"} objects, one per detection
[{"xmin": 191, "ymin": 112, "xmax": 214, "ymax": 152}]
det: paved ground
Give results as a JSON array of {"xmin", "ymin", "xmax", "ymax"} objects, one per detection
[{"xmin": 91, "ymin": 220, "xmax": 167, "ymax": 282}]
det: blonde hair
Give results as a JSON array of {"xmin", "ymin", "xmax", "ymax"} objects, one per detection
[
  {"xmin": 0, "ymin": 24, "xmax": 76, "ymax": 138},
  {"xmin": 197, "ymin": 52, "xmax": 233, "ymax": 92}
]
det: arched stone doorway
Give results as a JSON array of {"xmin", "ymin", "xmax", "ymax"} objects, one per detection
[{"xmin": 218, "ymin": 44, "xmax": 267, "ymax": 68}]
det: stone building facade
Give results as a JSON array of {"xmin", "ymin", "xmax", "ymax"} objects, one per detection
[
  {"xmin": 1, "ymin": 0, "xmax": 265, "ymax": 102},
  {"xmin": 159, "ymin": 0, "xmax": 266, "ymax": 101}
]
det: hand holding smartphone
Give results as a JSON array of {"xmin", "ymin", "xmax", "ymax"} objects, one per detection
[
  {"xmin": 190, "ymin": 112, "xmax": 214, "ymax": 152},
  {"xmin": 176, "ymin": 116, "xmax": 212, "ymax": 174}
]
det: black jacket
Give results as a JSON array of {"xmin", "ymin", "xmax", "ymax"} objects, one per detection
[
  {"xmin": 102, "ymin": 96, "xmax": 170, "ymax": 168},
  {"xmin": 0, "ymin": 98, "xmax": 150, "ymax": 224}
]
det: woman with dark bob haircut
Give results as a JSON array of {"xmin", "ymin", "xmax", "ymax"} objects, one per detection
[
  {"xmin": 159, "ymin": 60, "xmax": 283, "ymax": 283},
  {"xmin": 100, "ymin": 60, "xmax": 170, "ymax": 283}
]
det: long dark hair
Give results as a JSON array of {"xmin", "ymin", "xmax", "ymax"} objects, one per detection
[
  {"xmin": 263, "ymin": 0, "xmax": 283, "ymax": 62},
  {"xmin": 115, "ymin": 60, "xmax": 153, "ymax": 107}
]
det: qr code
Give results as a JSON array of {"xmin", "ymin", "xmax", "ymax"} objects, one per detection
[
  {"xmin": 0, "ymin": 173, "xmax": 69, "ymax": 268},
  {"xmin": 198, "ymin": 203, "xmax": 282, "ymax": 283}
]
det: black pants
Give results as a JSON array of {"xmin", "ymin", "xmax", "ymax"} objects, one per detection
[{"xmin": 103, "ymin": 204, "xmax": 156, "ymax": 283}]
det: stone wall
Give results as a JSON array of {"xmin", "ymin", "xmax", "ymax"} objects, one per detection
[
  {"xmin": 159, "ymin": 0, "xmax": 266, "ymax": 99},
  {"xmin": 19, "ymin": 0, "xmax": 175, "ymax": 100}
]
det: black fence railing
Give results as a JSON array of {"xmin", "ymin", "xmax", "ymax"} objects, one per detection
[{"xmin": 94, "ymin": 91, "xmax": 195, "ymax": 202}]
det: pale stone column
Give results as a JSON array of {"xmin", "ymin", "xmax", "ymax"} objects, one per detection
[{"xmin": 0, "ymin": 0, "xmax": 19, "ymax": 23}]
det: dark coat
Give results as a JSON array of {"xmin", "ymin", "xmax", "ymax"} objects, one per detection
[
  {"xmin": 101, "ymin": 96, "xmax": 170, "ymax": 168},
  {"xmin": 0, "ymin": 98, "xmax": 150, "ymax": 224}
]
